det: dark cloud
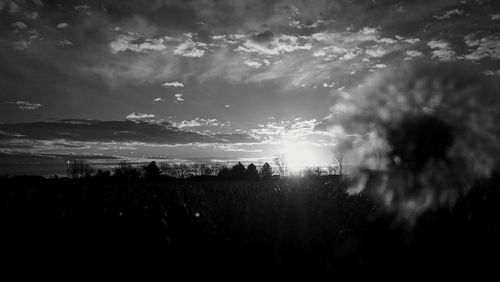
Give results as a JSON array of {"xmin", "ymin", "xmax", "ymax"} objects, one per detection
[
  {"xmin": 214, "ymin": 133, "xmax": 261, "ymax": 143},
  {"xmin": 250, "ymin": 30, "xmax": 275, "ymax": 44},
  {"xmin": 0, "ymin": 119, "xmax": 259, "ymax": 145}
]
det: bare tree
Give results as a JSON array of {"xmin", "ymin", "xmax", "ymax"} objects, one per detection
[
  {"xmin": 67, "ymin": 159, "xmax": 93, "ymax": 179},
  {"xmin": 332, "ymin": 146, "xmax": 345, "ymax": 175},
  {"xmin": 172, "ymin": 163, "xmax": 193, "ymax": 179},
  {"xmin": 304, "ymin": 166, "xmax": 325, "ymax": 178},
  {"xmin": 273, "ymin": 154, "xmax": 287, "ymax": 177},
  {"xmin": 200, "ymin": 163, "xmax": 214, "ymax": 176},
  {"xmin": 159, "ymin": 162, "xmax": 171, "ymax": 176},
  {"xmin": 113, "ymin": 161, "xmax": 140, "ymax": 179},
  {"xmin": 192, "ymin": 163, "xmax": 202, "ymax": 176},
  {"xmin": 331, "ymin": 136, "xmax": 354, "ymax": 175}
]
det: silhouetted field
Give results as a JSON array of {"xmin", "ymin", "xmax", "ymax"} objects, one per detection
[{"xmin": 1, "ymin": 175, "xmax": 500, "ymax": 281}]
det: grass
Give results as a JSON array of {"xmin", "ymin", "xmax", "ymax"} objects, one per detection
[{"xmin": 1, "ymin": 175, "xmax": 500, "ymax": 280}]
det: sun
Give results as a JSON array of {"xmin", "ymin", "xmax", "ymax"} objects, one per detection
[{"xmin": 281, "ymin": 143, "xmax": 322, "ymax": 172}]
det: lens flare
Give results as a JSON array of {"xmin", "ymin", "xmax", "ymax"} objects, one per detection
[{"xmin": 331, "ymin": 62, "xmax": 500, "ymax": 222}]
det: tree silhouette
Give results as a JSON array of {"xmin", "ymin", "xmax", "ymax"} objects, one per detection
[
  {"xmin": 67, "ymin": 159, "xmax": 93, "ymax": 179},
  {"xmin": 259, "ymin": 162, "xmax": 273, "ymax": 179},
  {"xmin": 200, "ymin": 163, "xmax": 214, "ymax": 176},
  {"xmin": 95, "ymin": 169, "xmax": 111, "ymax": 179},
  {"xmin": 247, "ymin": 163, "xmax": 259, "ymax": 179},
  {"xmin": 144, "ymin": 161, "xmax": 160, "ymax": 179},
  {"xmin": 231, "ymin": 162, "xmax": 247, "ymax": 179},
  {"xmin": 114, "ymin": 161, "xmax": 140, "ymax": 179}
]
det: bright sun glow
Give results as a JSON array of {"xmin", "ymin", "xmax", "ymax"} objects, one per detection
[{"xmin": 282, "ymin": 143, "xmax": 322, "ymax": 172}]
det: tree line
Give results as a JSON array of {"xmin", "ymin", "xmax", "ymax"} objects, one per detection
[
  {"xmin": 66, "ymin": 160, "xmax": 277, "ymax": 180},
  {"xmin": 66, "ymin": 159, "xmax": 344, "ymax": 180}
]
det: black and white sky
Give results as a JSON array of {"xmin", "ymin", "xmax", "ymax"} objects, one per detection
[{"xmin": 0, "ymin": 0, "xmax": 499, "ymax": 174}]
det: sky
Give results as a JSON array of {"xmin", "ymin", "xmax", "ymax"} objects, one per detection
[{"xmin": 0, "ymin": 0, "xmax": 499, "ymax": 175}]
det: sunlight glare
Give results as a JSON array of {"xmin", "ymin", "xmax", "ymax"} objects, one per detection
[{"xmin": 282, "ymin": 143, "xmax": 322, "ymax": 172}]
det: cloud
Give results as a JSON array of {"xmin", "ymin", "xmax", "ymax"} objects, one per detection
[
  {"xmin": 224, "ymin": 104, "xmax": 231, "ymax": 108},
  {"xmin": 162, "ymin": 81, "xmax": 184, "ymax": 87},
  {"xmin": 32, "ymin": 0, "xmax": 43, "ymax": 7},
  {"xmin": 427, "ymin": 40, "xmax": 456, "ymax": 61},
  {"xmin": 59, "ymin": 40, "xmax": 73, "ymax": 47},
  {"xmin": 25, "ymin": 11, "xmax": 39, "ymax": 19},
  {"xmin": 174, "ymin": 93, "xmax": 184, "ymax": 103},
  {"xmin": 484, "ymin": 70, "xmax": 500, "ymax": 76},
  {"xmin": 405, "ymin": 50, "xmax": 424, "ymax": 59},
  {"xmin": 235, "ymin": 33, "xmax": 312, "ymax": 56},
  {"xmin": 209, "ymin": 34, "xmax": 247, "ymax": 47},
  {"xmin": 74, "ymin": 5, "xmax": 90, "ymax": 11},
  {"xmin": 434, "ymin": 9, "xmax": 464, "ymax": 20},
  {"xmin": 365, "ymin": 47, "xmax": 387, "ymax": 57},
  {"xmin": 404, "ymin": 38, "xmax": 421, "ymax": 44},
  {"xmin": 110, "ymin": 35, "xmax": 167, "ymax": 54},
  {"xmin": 174, "ymin": 37, "xmax": 206, "ymax": 57},
  {"xmin": 305, "ymin": 26, "xmax": 405, "ymax": 64},
  {"xmin": 214, "ymin": 133, "xmax": 260, "ymax": 144},
  {"xmin": 250, "ymin": 30, "xmax": 275, "ymax": 44},
  {"xmin": 290, "ymin": 18, "xmax": 334, "ymax": 29},
  {"xmin": 12, "ymin": 21, "xmax": 27, "ymax": 30},
  {"xmin": 463, "ymin": 34, "xmax": 500, "ymax": 60},
  {"xmin": 173, "ymin": 119, "xmax": 201, "ymax": 128},
  {"xmin": 0, "ymin": 119, "xmax": 258, "ymax": 145},
  {"xmin": 313, "ymin": 46, "xmax": 348, "ymax": 57},
  {"xmin": 243, "ymin": 59, "xmax": 262, "ymax": 69},
  {"xmin": 312, "ymin": 27, "xmax": 380, "ymax": 44},
  {"xmin": 492, "ymin": 14, "xmax": 500, "ymax": 21},
  {"xmin": 153, "ymin": 97, "xmax": 165, "ymax": 102},
  {"xmin": 5, "ymin": 101, "xmax": 42, "ymax": 110},
  {"xmin": 249, "ymin": 118, "xmax": 334, "ymax": 146},
  {"xmin": 126, "ymin": 112, "xmax": 155, "ymax": 119},
  {"xmin": 171, "ymin": 118, "xmax": 229, "ymax": 129},
  {"xmin": 6, "ymin": 1, "xmax": 20, "ymax": 13},
  {"xmin": 56, "ymin": 23, "xmax": 70, "ymax": 29},
  {"xmin": 12, "ymin": 40, "xmax": 30, "ymax": 50}
]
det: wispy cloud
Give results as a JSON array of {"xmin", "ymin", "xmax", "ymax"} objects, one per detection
[
  {"xmin": 56, "ymin": 23, "xmax": 70, "ymax": 29},
  {"xmin": 5, "ymin": 101, "xmax": 42, "ymax": 110},
  {"xmin": 463, "ymin": 34, "xmax": 500, "ymax": 60},
  {"xmin": 405, "ymin": 50, "xmax": 424, "ymax": 60},
  {"xmin": 110, "ymin": 35, "xmax": 167, "ymax": 54},
  {"xmin": 11, "ymin": 21, "xmax": 27, "ymax": 30},
  {"xmin": 171, "ymin": 118, "xmax": 230, "ymax": 129},
  {"xmin": 162, "ymin": 82, "xmax": 184, "ymax": 87},
  {"xmin": 235, "ymin": 32, "xmax": 312, "ymax": 56},
  {"xmin": 174, "ymin": 36, "xmax": 207, "ymax": 57},
  {"xmin": 174, "ymin": 94, "xmax": 184, "ymax": 103},
  {"xmin": 0, "ymin": 119, "xmax": 258, "ymax": 145},
  {"xmin": 427, "ymin": 40, "xmax": 456, "ymax": 61},
  {"xmin": 126, "ymin": 112, "xmax": 155, "ymax": 119},
  {"xmin": 434, "ymin": 9, "xmax": 463, "ymax": 20}
]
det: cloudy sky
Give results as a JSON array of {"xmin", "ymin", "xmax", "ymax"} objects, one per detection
[{"xmin": 0, "ymin": 0, "xmax": 499, "ymax": 175}]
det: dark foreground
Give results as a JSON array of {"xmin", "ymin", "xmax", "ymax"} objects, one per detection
[{"xmin": 1, "ymin": 175, "xmax": 500, "ymax": 281}]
